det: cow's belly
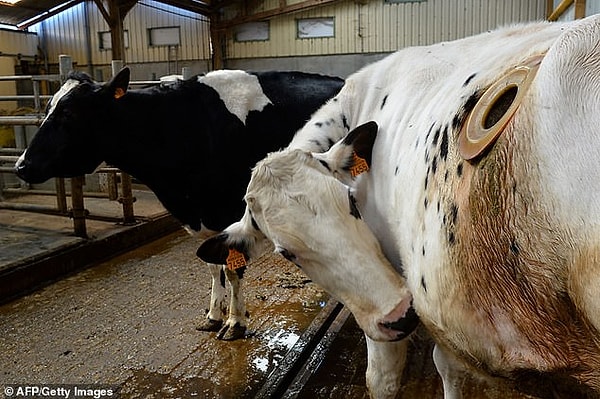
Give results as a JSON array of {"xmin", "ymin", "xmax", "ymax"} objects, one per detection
[{"xmin": 411, "ymin": 275, "xmax": 554, "ymax": 376}]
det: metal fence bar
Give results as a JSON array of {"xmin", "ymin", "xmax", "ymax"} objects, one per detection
[{"xmin": 0, "ymin": 115, "xmax": 44, "ymax": 125}]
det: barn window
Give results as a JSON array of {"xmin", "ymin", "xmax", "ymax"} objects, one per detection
[
  {"xmin": 98, "ymin": 30, "xmax": 130, "ymax": 50},
  {"xmin": 297, "ymin": 17, "xmax": 335, "ymax": 39},
  {"xmin": 235, "ymin": 22, "xmax": 270, "ymax": 42},
  {"xmin": 148, "ymin": 27, "xmax": 181, "ymax": 46}
]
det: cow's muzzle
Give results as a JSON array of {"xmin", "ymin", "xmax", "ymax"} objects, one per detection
[{"xmin": 379, "ymin": 305, "xmax": 419, "ymax": 341}]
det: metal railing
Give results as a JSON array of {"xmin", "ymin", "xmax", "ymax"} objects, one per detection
[{"xmin": 0, "ymin": 56, "xmax": 158, "ymax": 238}]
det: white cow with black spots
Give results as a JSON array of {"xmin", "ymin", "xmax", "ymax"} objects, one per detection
[{"xmin": 199, "ymin": 15, "xmax": 600, "ymax": 398}]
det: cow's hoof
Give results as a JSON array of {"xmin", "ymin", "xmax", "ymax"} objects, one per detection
[
  {"xmin": 196, "ymin": 318, "xmax": 223, "ymax": 332},
  {"xmin": 217, "ymin": 323, "xmax": 247, "ymax": 341}
]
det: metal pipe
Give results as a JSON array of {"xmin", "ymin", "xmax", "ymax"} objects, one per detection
[
  {"xmin": 0, "ymin": 202, "xmax": 65, "ymax": 215},
  {"xmin": 0, "ymin": 148, "xmax": 23, "ymax": 155},
  {"xmin": 0, "ymin": 75, "xmax": 60, "ymax": 82},
  {"xmin": 0, "ymin": 95, "xmax": 52, "ymax": 101},
  {"xmin": 2, "ymin": 188, "xmax": 110, "ymax": 199},
  {"xmin": 0, "ymin": 115, "xmax": 44, "ymax": 125}
]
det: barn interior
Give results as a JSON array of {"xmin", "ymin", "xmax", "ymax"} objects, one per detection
[{"xmin": 0, "ymin": 1, "xmax": 598, "ymax": 398}]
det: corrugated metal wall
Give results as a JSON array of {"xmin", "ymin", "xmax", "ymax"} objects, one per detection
[
  {"xmin": 0, "ymin": 29, "xmax": 38, "ymax": 109},
  {"xmin": 29, "ymin": 0, "xmax": 211, "ymax": 67},
  {"xmin": 0, "ymin": 29, "xmax": 38, "ymax": 57},
  {"xmin": 226, "ymin": 0, "xmax": 548, "ymax": 59}
]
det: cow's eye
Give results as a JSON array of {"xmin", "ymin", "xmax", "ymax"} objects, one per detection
[
  {"xmin": 318, "ymin": 159, "xmax": 331, "ymax": 171},
  {"xmin": 277, "ymin": 247, "xmax": 296, "ymax": 262}
]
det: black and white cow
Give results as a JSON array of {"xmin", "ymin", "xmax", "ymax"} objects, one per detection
[
  {"xmin": 198, "ymin": 15, "xmax": 600, "ymax": 398},
  {"xmin": 14, "ymin": 68, "xmax": 343, "ymax": 340}
]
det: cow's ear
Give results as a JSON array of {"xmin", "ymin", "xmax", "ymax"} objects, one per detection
[
  {"xmin": 105, "ymin": 67, "xmax": 130, "ymax": 100},
  {"xmin": 343, "ymin": 121, "xmax": 378, "ymax": 169},
  {"xmin": 316, "ymin": 121, "xmax": 378, "ymax": 182},
  {"xmin": 197, "ymin": 234, "xmax": 232, "ymax": 264},
  {"xmin": 196, "ymin": 234, "xmax": 251, "ymax": 270}
]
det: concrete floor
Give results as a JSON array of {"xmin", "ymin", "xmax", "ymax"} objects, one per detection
[
  {"xmin": 0, "ymin": 188, "xmax": 582, "ymax": 398},
  {"xmin": 0, "ymin": 230, "xmax": 329, "ymax": 398}
]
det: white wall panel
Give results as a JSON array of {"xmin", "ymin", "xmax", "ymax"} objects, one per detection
[
  {"xmin": 227, "ymin": 0, "xmax": 547, "ymax": 60},
  {"xmin": 30, "ymin": 1, "xmax": 210, "ymax": 68}
]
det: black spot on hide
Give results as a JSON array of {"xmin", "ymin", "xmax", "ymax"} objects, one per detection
[
  {"xmin": 315, "ymin": 122, "xmax": 323, "ymax": 128},
  {"xmin": 457, "ymin": 162, "xmax": 463, "ymax": 177},
  {"xmin": 220, "ymin": 269, "xmax": 226, "ymax": 288},
  {"xmin": 432, "ymin": 128, "xmax": 441, "ymax": 146},
  {"xmin": 342, "ymin": 114, "xmax": 350, "ymax": 131},
  {"xmin": 381, "ymin": 94, "xmax": 388, "ymax": 109},
  {"xmin": 348, "ymin": 191, "xmax": 362, "ymax": 219},
  {"xmin": 421, "ymin": 276, "xmax": 427, "ymax": 292},
  {"xmin": 463, "ymin": 73, "xmax": 477, "ymax": 87},
  {"xmin": 431, "ymin": 156, "xmax": 438, "ymax": 174},
  {"xmin": 452, "ymin": 90, "xmax": 482, "ymax": 130},
  {"xmin": 439, "ymin": 126, "xmax": 449, "ymax": 161},
  {"xmin": 394, "ymin": 166, "xmax": 399, "ymax": 176},
  {"xmin": 448, "ymin": 231, "xmax": 455, "ymax": 245},
  {"xmin": 450, "ymin": 203, "xmax": 459, "ymax": 225}
]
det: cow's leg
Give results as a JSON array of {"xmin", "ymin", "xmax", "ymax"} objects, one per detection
[
  {"xmin": 196, "ymin": 263, "xmax": 226, "ymax": 332},
  {"xmin": 218, "ymin": 266, "xmax": 248, "ymax": 341},
  {"xmin": 433, "ymin": 344, "xmax": 466, "ymax": 399},
  {"xmin": 365, "ymin": 334, "xmax": 407, "ymax": 399}
]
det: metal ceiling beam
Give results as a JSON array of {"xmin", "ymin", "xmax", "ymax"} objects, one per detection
[
  {"xmin": 156, "ymin": 0, "xmax": 211, "ymax": 15},
  {"xmin": 16, "ymin": 0, "xmax": 84, "ymax": 29}
]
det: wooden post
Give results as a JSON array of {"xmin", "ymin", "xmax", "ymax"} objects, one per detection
[
  {"xmin": 574, "ymin": 0, "xmax": 586, "ymax": 18},
  {"xmin": 58, "ymin": 55, "xmax": 87, "ymax": 237},
  {"xmin": 54, "ymin": 178, "xmax": 68, "ymax": 214},
  {"xmin": 209, "ymin": 13, "xmax": 225, "ymax": 70},
  {"xmin": 118, "ymin": 172, "xmax": 136, "ymax": 225},
  {"xmin": 546, "ymin": 0, "xmax": 555, "ymax": 19},
  {"xmin": 70, "ymin": 176, "xmax": 88, "ymax": 238}
]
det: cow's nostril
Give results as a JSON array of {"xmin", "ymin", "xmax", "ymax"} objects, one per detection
[{"xmin": 380, "ymin": 306, "xmax": 420, "ymax": 340}]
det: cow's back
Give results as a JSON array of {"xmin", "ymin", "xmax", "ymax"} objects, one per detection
[{"xmin": 337, "ymin": 16, "xmax": 600, "ymax": 390}]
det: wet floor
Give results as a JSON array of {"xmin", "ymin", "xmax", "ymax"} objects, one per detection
[{"xmin": 0, "ymin": 231, "xmax": 328, "ymax": 398}]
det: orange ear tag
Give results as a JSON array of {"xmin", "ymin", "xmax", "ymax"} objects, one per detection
[
  {"xmin": 114, "ymin": 87, "xmax": 126, "ymax": 99},
  {"xmin": 226, "ymin": 248, "xmax": 247, "ymax": 271},
  {"xmin": 350, "ymin": 152, "xmax": 369, "ymax": 177}
]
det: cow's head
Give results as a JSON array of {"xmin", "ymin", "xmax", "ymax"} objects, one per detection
[
  {"xmin": 197, "ymin": 122, "xmax": 419, "ymax": 342},
  {"xmin": 15, "ymin": 68, "xmax": 131, "ymax": 183}
]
